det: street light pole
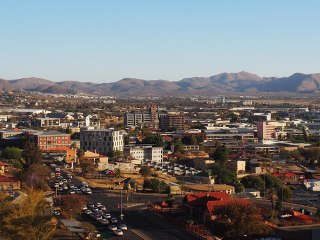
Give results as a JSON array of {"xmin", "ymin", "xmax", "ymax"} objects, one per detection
[
  {"xmin": 281, "ymin": 183, "xmax": 286, "ymax": 211},
  {"xmin": 120, "ymin": 190, "xmax": 123, "ymax": 220}
]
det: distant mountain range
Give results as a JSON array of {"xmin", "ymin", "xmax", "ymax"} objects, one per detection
[{"xmin": 1, "ymin": 71, "xmax": 320, "ymax": 96}]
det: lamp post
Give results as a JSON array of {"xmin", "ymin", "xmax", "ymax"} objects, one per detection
[
  {"xmin": 120, "ymin": 190, "xmax": 124, "ymax": 220},
  {"xmin": 281, "ymin": 183, "xmax": 286, "ymax": 211},
  {"xmin": 263, "ymin": 173, "xmax": 266, "ymax": 198}
]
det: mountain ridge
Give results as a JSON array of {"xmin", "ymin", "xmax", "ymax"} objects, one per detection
[{"xmin": 1, "ymin": 71, "xmax": 320, "ymax": 96}]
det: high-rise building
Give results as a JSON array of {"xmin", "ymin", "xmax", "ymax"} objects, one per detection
[
  {"xmin": 159, "ymin": 112, "xmax": 185, "ymax": 131},
  {"xmin": 257, "ymin": 121, "xmax": 275, "ymax": 141},
  {"xmin": 150, "ymin": 103, "xmax": 159, "ymax": 129},
  {"xmin": 124, "ymin": 103, "xmax": 159, "ymax": 129}
]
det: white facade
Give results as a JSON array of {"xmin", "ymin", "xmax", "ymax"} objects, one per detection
[
  {"xmin": 124, "ymin": 145, "xmax": 163, "ymax": 163},
  {"xmin": 80, "ymin": 129, "xmax": 124, "ymax": 156},
  {"xmin": 304, "ymin": 179, "xmax": 320, "ymax": 191}
]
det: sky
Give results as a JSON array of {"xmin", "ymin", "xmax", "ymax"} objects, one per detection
[{"xmin": 0, "ymin": 0, "xmax": 319, "ymax": 83}]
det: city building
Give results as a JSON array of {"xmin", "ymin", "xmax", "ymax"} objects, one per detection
[
  {"xmin": 159, "ymin": 112, "xmax": 185, "ymax": 131},
  {"xmin": 123, "ymin": 145, "xmax": 163, "ymax": 163},
  {"xmin": 124, "ymin": 103, "xmax": 159, "ymax": 129},
  {"xmin": 34, "ymin": 118, "xmax": 61, "ymax": 128},
  {"xmin": 257, "ymin": 121, "xmax": 275, "ymax": 141},
  {"xmin": 80, "ymin": 129, "xmax": 124, "ymax": 156},
  {"xmin": 28, "ymin": 131, "xmax": 71, "ymax": 151}
]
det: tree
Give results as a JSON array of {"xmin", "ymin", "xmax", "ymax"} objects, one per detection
[
  {"xmin": 181, "ymin": 135, "xmax": 199, "ymax": 145},
  {"xmin": 1, "ymin": 147, "xmax": 22, "ymax": 160},
  {"xmin": 213, "ymin": 144, "xmax": 229, "ymax": 164},
  {"xmin": 139, "ymin": 166, "xmax": 152, "ymax": 178},
  {"xmin": 142, "ymin": 134, "xmax": 164, "ymax": 147},
  {"xmin": 20, "ymin": 163, "xmax": 51, "ymax": 190},
  {"xmin": 171, "ymin": 139, "xmax": 184, "ymax": 153},
  {"xmin": 165, "ymin": 194, "xmax": 175, "ymax": 213},
  {"xmin": 143, "ymin": 178, "xmax": 168, "ymax": 193},
  {"xmin": 268, "ymin": 188, "xmax": 277, "ymax": 210},
  {"xmin": 60, "ymin": 194, "xmax": 87, "ymax": 219},
  {"xmin": 79, "ymin": 159, "xmax": 95, "ymax": 178},
  {"xmin": 263, "ymin": 174, "xmax": 292, "ymax": 202},
  {"xmin": 22, "ymin": 142, "xmax": 42, "ymax": 169},
  {"xmin": 210, "ymin": 164, "xmax": 237, "ymax": 185},
  {"xmin": 0, "ymin": 189, "xmax": 55, "ymax": 240},
  {"xmin": 241, "ymin": 175, "xmax": 264, "ymax": 191},
  {"xmin": 213, "ymin": 202, "xmax": 271, "ymax": 239}
]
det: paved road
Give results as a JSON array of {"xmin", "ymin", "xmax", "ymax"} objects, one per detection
[{"xmin": 66, "ymin": 172, "xmax": 199, "ymax": 240}]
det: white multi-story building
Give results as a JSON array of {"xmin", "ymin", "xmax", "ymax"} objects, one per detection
[
  {"xmin": 80, "ymin": 129, "xmax": 124, "ymax": 156},
  {"xmin": 123, "ymin": 145, "xmax": 163, "ymax": 163}
]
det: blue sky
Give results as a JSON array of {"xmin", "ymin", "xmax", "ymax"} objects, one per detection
[{"xmin": 0, "ymin": 0, "xmax": 319, "ymax": 82}]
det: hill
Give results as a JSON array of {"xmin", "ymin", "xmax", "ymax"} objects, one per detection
[{"xmin": 1, "ymin": 72, "xmax": 320, "ymax": 96}]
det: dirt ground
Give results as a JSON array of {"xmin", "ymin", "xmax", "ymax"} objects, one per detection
[{"xmin": 79, "ymin": 171, "xmax": 178, "ymax": 189}]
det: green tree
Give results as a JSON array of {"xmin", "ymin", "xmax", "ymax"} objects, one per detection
[
  {"xmin": 213, "ymin": 144, "xmax": 229, "ymax": 164},
  {"xmin": 213, "ymin": 202, "xmax": 271, "ymax": 239},
  {"xmin": 1, "ymin": 147, "xmax": 22, "ymax": 160},
  {"xmin": 59, "ymin": 194, "xmax": 87, "ymax": 219},
  {"xmin": 241, "ymin": 175, "xmax": 264, "ymax": 191},
  {"xmin": 181, "ymin": 135, "xmax": 198, "ymax": 145},
  {"xmin": 139, "ymin": 166, "xmax": 152, "ymax": 178},
  {"xmin": 165, "ymin": 194, "xmax": 175, "ymax": 213},
  {"xmin": 22, "ymin": 142, "xmax": 42, "ymax": 169},
  {"xmin": 210, "ymin": 164, "xmax": 237, "ymax": 185},
  {"xmin": 143, "ymin": 178, "xmax": 168, "ymax": 193},
  {"xmin": 142, "ymin": 134, "xmax": 164, "ymax": 147},
  {"xmin": 171, "ymin": 139, "xmax": 184, "ymax": 153},
  {"xmin": 0, "ymin": 189, "xmax": 55, "ymax": 240}
]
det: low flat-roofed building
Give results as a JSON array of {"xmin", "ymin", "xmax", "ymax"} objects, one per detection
[{"xmin": 123, "ymin": 144, "xmax": 163, "ymax": 163}]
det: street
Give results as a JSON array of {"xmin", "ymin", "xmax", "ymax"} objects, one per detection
[{"xmin": 64, "ymin": 172, "xmax": 200, "ymax": 240}]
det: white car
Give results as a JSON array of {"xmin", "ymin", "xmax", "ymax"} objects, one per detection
[
  {"xmin": 98, "ymin": 205, "xmax": 106, "ymax": 211},
  {"xmin": 119, "ymin": 224, "xmax": 127, "ymax": 231},
  {"xmin": 114, "ymin": 229, "xmax": 123, "ymax": 236},
  {"xmin": 68, "ymin": 189, "xmax": 75, "ymax": 194},
  {"xmin": 85, "ymin": 209, "xmax": 92, "ymax": 215},
  {"xmin": 111, "ymin": 217, "xmax": 117, "ymax": 224},
  {"xmin": 83, "ymin": 205, "xmax": 88, "ymax": 210},
  {"xmin": 86, "ymin": 190, "xmax": 92, "ymax": 195},
  {"xmin": 108, "ymin": 225, "xmax": 117, "ymax": 231},
  {"xmin": 99, "ymin": 218, "xmax": 109, "ymax": 225},
  {"xmin": 103, "ymin": 213, "xmax": 111, "ymax": 219},
  {"xmin": 96, "ymin": 202, "xmax": 102, "ymax": 208}
]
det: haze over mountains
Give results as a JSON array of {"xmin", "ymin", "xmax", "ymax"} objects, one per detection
[{"xmin": 1, "ymin": 71, "xmax": 320, "ymax": 96}]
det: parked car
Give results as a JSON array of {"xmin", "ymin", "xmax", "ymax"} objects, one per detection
[
  {"xmin": 103, "ymin": 213, "xmax": 111, "ymax": 219},
  {"xmin": 108, "ymin": 225, "xmax": 117, "ymax": 231},
  {"xmin": 113, "ymin": 229, "xmax": 123, "ymax": 236},
  {"xmin": 96, "ymin": 202, "xmax": 102, "ymax": 208},
  {"xmin": 99, "ymin": 218, "xmax": 109, "ymax": 225},
  {"xmin": 98, "ymin": 205, "xmax": 106, "ymax": 211},
  {"xmin": 119, "ymin": 224, "xmax": 127, "ymax": 231},
  {"xmin": 85, "ymin": 209, "xmax": 92, "ymax": 215},
  {"xmin": 111, "ymin": 217, "xmax": 117, "ymax": 224}
]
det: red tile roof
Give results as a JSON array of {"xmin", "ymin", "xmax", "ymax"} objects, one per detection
[
  {"xmin": 0, "ymin": 176, "xmax": 19, "ymax": 182},
  {"xmin": 185, "ymin": 192, "xmax": 230, "ymax": 206}
]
